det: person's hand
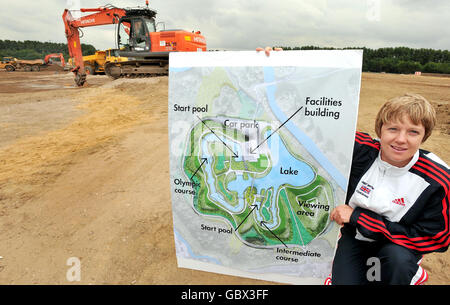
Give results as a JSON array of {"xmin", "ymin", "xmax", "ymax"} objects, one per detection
[
  {"xmin": 330, "ymin": 205, "xmax": 354, "ymax": 226},
  {"xmin": 256, "ymin": 46, "xmax": 283, "ymax": 56}
]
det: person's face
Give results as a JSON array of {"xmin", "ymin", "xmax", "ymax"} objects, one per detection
[{"xmin": 379, "ymin": 114, "xmax": 425, "ymax": 167}]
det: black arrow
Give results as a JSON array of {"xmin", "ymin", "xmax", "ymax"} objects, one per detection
[
  {"xmin": 260, "ymin": 221, "xmax": 288, "ymax": 248},
  {"xmin": 235, "ymin": 204, "xmax": 258, "ymax": 231},
  {"xmin": 190, "ymin": 157, "xmax": 208, "ymax": 179},
  {"xmin": 250, "ymin": 106, "xmax": 303, "ymax": 154},
  {"xmin": 197, "ymin": 115, "xmax": 238, "ymax": 158}
]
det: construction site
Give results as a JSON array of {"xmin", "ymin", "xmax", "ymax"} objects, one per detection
[{"xmin": 0, "ymin": 2, "xmax": 449, "ymax": 285}]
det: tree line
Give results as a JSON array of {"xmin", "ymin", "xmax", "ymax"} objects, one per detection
[
  {"xmin": 0, "ymin": 40, "xmax": 96, "ymax": 62},
  {"xmin": 2, "ymin": 40, "xmax": 449, "ymax": 74},
  {"xmin": 279, "ymin": 46, "xmax": 450, "ymax": 74}
]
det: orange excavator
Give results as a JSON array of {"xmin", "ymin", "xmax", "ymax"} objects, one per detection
[
  {"xmin": 44, "ymin": 53, "xmax": 66, "ymax": 67},
  {"xmin": 63, "ymin": 1, "xmax": 206, "ymax": 86}
]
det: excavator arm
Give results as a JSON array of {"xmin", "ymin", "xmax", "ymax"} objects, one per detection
[
  {"xmin": 62, "ymin": 6, "xmax": 127, "ymax": 86},
  {"xmin": 44, "ymin": 53, "xmax": 66, "ymax": 66}
]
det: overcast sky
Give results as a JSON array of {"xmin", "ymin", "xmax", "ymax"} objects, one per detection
[{"xmin": 0, "ymin": 0, "xmax": 449, "ymax": 51}]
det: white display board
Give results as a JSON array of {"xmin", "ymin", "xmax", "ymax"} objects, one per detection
[{"xmin": 168, "ymin": 50, "xmax": 363, "ymax": 284}]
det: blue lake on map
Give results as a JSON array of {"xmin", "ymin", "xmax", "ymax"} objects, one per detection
[{"xmin": 199, "ymin": 129, "xmax": 315, "ymax": 229}]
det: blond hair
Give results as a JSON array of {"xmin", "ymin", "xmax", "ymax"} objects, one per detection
[{"xmin": 375, "ymin": 93, "xmax": 436, "ymax": 142}]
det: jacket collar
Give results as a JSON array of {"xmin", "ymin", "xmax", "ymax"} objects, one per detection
[{"xmin": 376, "ymin": 150, "xmax": 419, "ymax": 176}]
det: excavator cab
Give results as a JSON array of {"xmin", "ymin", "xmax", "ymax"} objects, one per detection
[{"xmin": 117, "ymin": 9, "xmax": 157, "ymax": 53}]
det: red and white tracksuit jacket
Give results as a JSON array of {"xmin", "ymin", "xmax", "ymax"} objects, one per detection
[{"xmin": 346, "ymin": 132, "xmax": 450, "ymax": 254}]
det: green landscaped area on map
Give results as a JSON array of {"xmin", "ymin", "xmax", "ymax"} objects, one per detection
[{"xmin": 183, "ymin": 119, "xmax": 334, "ymax": 248}]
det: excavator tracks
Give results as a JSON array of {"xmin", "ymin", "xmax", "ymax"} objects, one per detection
[{"xmin": 104, "ymin": 59, "xmax": 168, "ymax": 80}]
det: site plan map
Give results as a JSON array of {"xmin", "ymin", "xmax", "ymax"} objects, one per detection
[{"xmin": 168, "ymin": 50, "xmax": 362, "ymax": 284}]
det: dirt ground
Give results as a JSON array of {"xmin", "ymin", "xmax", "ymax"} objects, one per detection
[{"xmin": 0, "ymin": 69, "xmax": 448, "ymax": 285}]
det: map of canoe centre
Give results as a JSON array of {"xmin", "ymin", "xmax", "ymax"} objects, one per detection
[{"xmin": 168, "ymin": 50, "xmax": 363, "ymax": 284}]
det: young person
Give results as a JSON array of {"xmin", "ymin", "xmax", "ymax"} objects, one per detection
[{"xmin": 330, "ymin": 93, "xmax": 449, "ymax": 284}]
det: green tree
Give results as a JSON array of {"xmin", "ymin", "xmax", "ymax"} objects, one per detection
[
  {"xmin": 278, "ymin": 45, "xmax": 449, "ymax": 75},
  {"xmin": 0, "ymin": 39, "xmax": 97, "ymax": 61}
]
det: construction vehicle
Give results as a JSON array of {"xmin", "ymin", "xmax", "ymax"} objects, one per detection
[
  {"xmin": 67, "ymin": 49, "xmax": 128, "ymax": 75},
  {"xmin": 0, "ymin": 57, "xmax": 44, "ymax": 72},
  {"xmin": 63, "ymin": 1, "xmax": 207, "ymax": 86},
  {"xmin": 44, "ymin": 53, "xmax": 66, "ymax": 67},
  {"xmin": 0, "ymin": 57, "xmax": 16, "ymax": 71},
  {"xmin": 81, "ymin": 49, "xmax": 129, "ymax": 75},
  {"xmin": 1, "ymin": 54, "xmax": 66, "ymax": 72}
]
